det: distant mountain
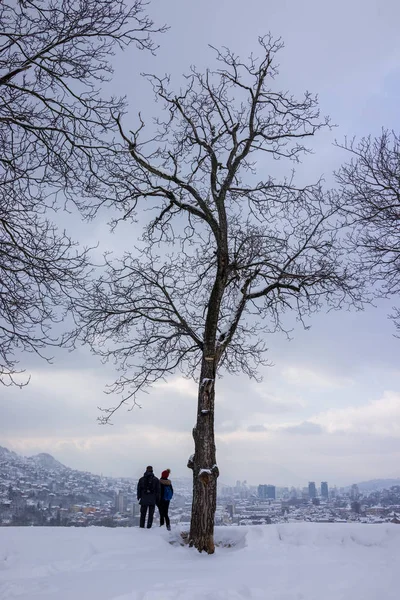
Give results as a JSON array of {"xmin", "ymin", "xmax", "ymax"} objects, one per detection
[
  {"xmin": 0, "ymin": 446, "xmax": 18, "ymax": 459},
  {"xmin": 356, "ymin": 479, "xmax": 400, "ymax": 492},
  {"xmin": 0, "ymin": 445, "xmax": 68, "ymax": 474},
  {"xmin": 29, "ymin": 453, "xmax": 67, "ymax": 471},
  {"xmin": 0, "ymin": 446, "xmax": 21, "ymax": 463}
]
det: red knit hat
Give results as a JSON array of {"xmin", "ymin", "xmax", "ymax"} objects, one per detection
[{"xmin": 161, "ymin": 469, "xmax": 170, "ymax": 479}]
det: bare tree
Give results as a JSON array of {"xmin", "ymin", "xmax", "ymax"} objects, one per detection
[
  {"xmin": 0, "ymin": 0, "xmax": 163, "ymax": 384},
  {"xmin": 335, "ymin": 130, "xmax": 400, "ymax": 332},
  {"xmin": 76, "ymin": 36, "xmax": 364, "ymax": 553}
]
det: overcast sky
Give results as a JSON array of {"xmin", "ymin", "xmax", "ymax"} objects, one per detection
[{"xmin": 2, "ymin": 0, "xmax": 400, "ymax": 488}]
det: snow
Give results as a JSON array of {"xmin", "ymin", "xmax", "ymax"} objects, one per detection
[
  {"xmin": 0, "ymin": 523, "xmax": 399, "ymax": 599},
  {"xmin": 199, "ymin": 468, "xmax": 212, "ymax": 475},
  {"xmin": 217, "ymin": 322, "xmax": 230, "ymax": 339},
  {"xmin": 217, "ymin": 312, "xmax": 236, "ymax": 344},
  {"xmin": 217, "ymin": 286, "xmax": 245, "ymax": 344},
  {"xmin": 249, "ymin": 283, "xmax": 267, "ymax": 296}
]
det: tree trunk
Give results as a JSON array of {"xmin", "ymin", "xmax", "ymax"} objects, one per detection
[{"xmin": 188, "ymin": 356, "xmax": 219, "ymax": 553}]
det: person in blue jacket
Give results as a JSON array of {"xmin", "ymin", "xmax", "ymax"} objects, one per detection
[{"xmin": 158, "ymin": 469, "xmax": 173, "ymax": 531}]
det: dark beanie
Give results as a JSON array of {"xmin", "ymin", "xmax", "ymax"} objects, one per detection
[{"xmin": 161, "ymin": 469, "xmax": 170, "ymax": 479}]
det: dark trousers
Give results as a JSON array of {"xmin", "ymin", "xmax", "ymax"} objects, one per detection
[
  {"xmin": 140, "ymin": 504, "xmax": 155, "ymax": 528},
  {"xmin": 159, "ymin": 500, "xmax": 170, "ymax": 527}
]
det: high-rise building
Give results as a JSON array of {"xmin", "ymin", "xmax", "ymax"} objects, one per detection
[
  {"xmin": 308, "ymin": 482, "xmax": 317, "ymax": 499},
  {"xmin": 302, "ymin": 487, "xmax": 309, "ymax": 500},
  {"xmin": 321, "ymin": 481, "xmax": 329, "ymax": 499},
  {"xmin": 115, "ymin": 490, "xmax": 127, "ymax": 513},
  {"xmin": 258, "ymin": 484, "xmax": 276, "ymax": 500},
  {"xmin": 350, "ymin": 484, "xmax": 359, "ymax": 500}
]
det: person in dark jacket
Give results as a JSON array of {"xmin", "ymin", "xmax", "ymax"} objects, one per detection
[
  {"xmin": 158, "ymin": 469, "xmax": 173, "ymax": 531},
  {"xmin": 137, "ymin": 466, "xmax": 160, "ymax": 528}
]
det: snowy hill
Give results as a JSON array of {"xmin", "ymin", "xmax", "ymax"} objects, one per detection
[
  {"xmin": 29, "ymin": 452, "xmax": 67, "ymax": 471},
  {"xmin": 1, "ymin": 523, "xmax": 399, "ymax": 599},
  {"xmin": 0, "ymin": 446, "xmax": 67, "ymax": 473},
  {"xmin": 354, "ymin": 478, "xmax": 400, "ymax": 491},
  {"xmin": 0, "ymin": 446, "xmax": 18, "ymax": 460}
]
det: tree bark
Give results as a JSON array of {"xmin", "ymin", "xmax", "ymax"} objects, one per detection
[{"xmin": 188, "ymin": 356, "xmax": 219, "ymax": 553}]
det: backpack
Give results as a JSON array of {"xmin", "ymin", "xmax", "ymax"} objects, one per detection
[
  {"xmin": 164, "ymin": 485, "xmax": 173, "ymax": 501},
  {"xmin": 143, "ymin": 475, "xmax": 155, "ymax": 496}
]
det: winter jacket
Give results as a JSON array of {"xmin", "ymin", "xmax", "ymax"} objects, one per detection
[
  {"xmin": 159, "ymin": 478, "xmax": 174, "ymax": 502},
  {"xmin": 137, "ymin": 471, "xmax": 160, "ymax": 506}
]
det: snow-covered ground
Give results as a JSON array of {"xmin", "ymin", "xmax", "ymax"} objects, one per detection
[{"xmin": 0, "ymin": 523, "xmax": 399, "ymax": 599}]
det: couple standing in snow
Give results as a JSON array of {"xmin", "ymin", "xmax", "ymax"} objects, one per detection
[{"xmin": 137, "ymin": 466, "xmax": 174, "ymax": 530}]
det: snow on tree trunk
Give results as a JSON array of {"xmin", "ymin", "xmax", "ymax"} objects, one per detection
[{"xmin": 188, "ymin": 357, "xmax": 219, "ymax": 554}]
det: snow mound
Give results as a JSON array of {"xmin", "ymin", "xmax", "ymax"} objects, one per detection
[{"xmin": 0, "ymin": 523, "xmax": 399, "ymax": 599}]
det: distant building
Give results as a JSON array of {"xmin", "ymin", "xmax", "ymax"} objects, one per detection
[
  {"xmin": 258, "ymin": 485, "xmax": 276, "ymax": 500},
  {"xmin": 278, "ymin": 487, "xmax": 289, "ymax": 500},
  {"xmin": 350, "ymin": 484, "xmax": 359, "ymax": 500},
  {"xmin": 321, "ymin": 482, "xmax": 329, "ymax": 499},
  {"xmin": 115, "ymin": 491, "xmax": 127, "ymax": 513},
  {"xmin": 308, "ymin": 482, "xmax": 317, "ymax": 499},
  {"xmin": 82, "ymin": 506, "xmax": 96, "ymax": 515}
]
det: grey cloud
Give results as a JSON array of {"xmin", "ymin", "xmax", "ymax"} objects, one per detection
[
  {"xmin": 258, "ymin": 396, "xmax": 302, "ymax": 415},
  {"xmin": 218, "ymin": 421, "xmax": 241, "ymax": 434},
  {"xmin": 283, "ymin": 421, "xmax": 324, "ymax": 435},
  {"xmin": 247, "ymin": 425, "xmax": 268, "ymax": 433}
]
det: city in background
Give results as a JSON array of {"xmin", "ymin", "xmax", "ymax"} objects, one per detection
[{"xmin": 1, "ymin": 446, "xmax": 400, "ymax": 528}]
